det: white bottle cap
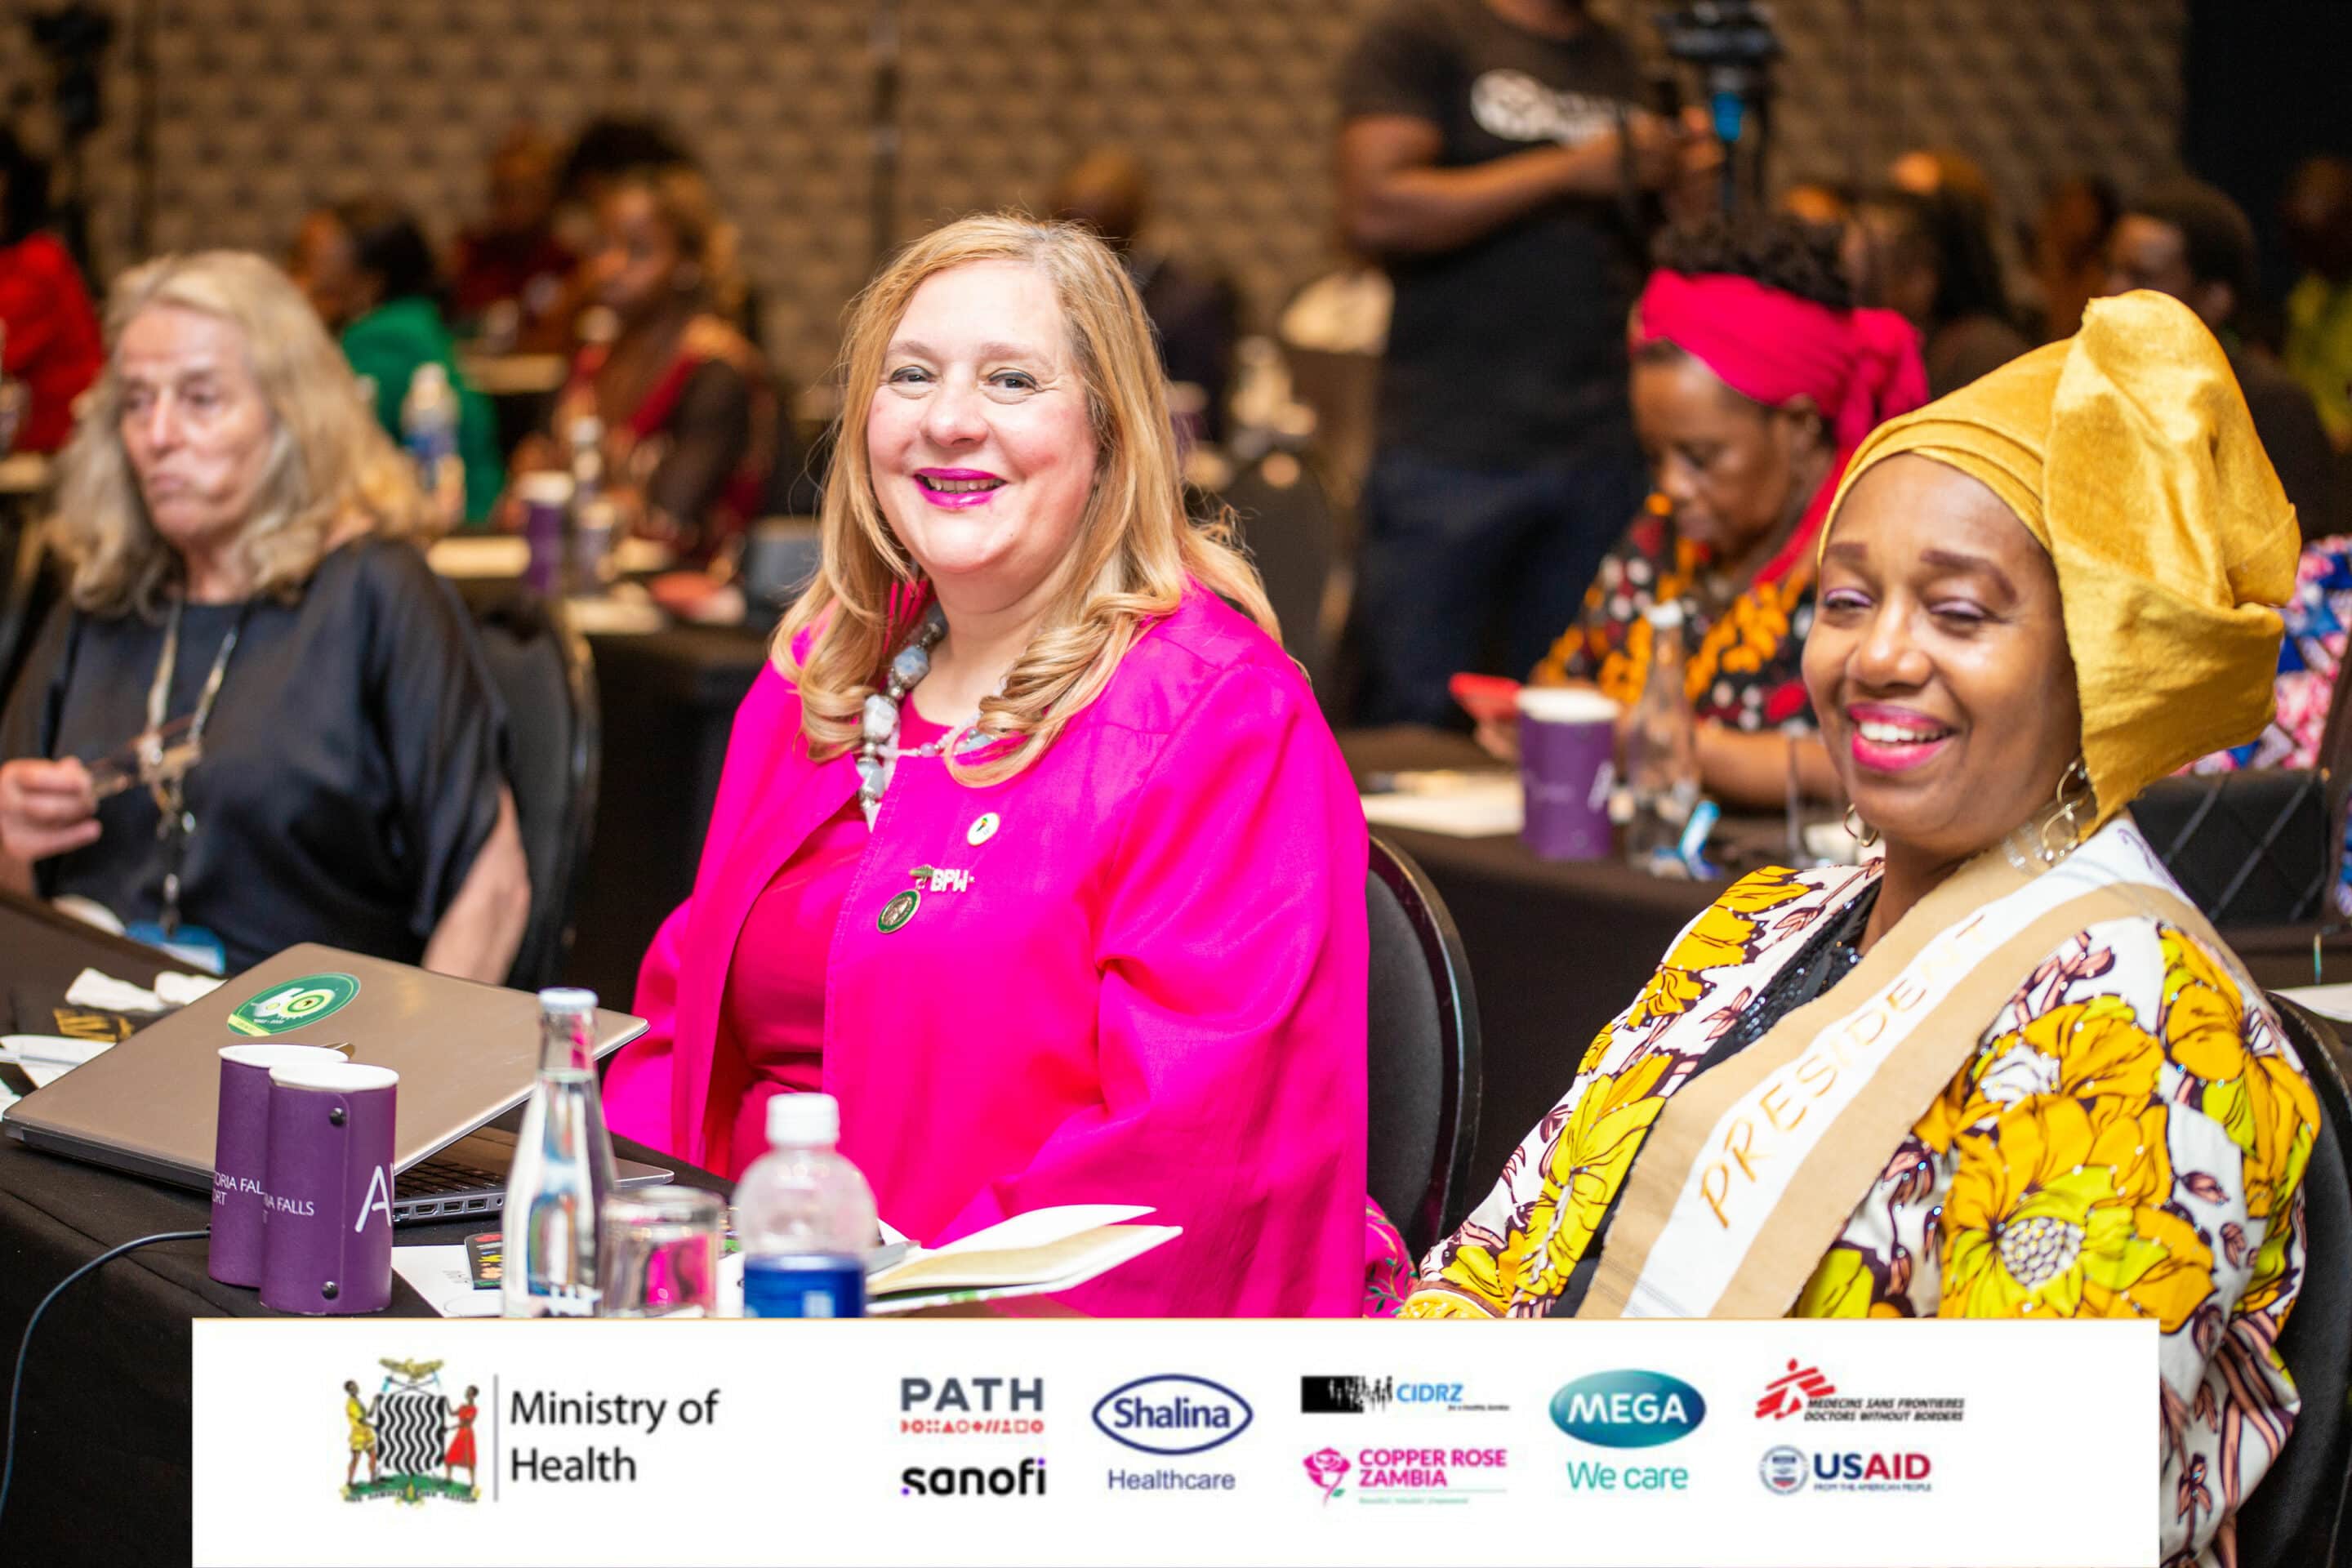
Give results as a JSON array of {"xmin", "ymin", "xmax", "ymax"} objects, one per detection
[
  {"xmin": 1644, "ymin": 600, "xmax": 1686, "ymax": 630},
  {"xmin": 1516, "ymin": 685, "xmax": 1619, "ymax": 724},
  {"xmin": 408, "ymin": 362, "xmax": 450, "ymax": 396},
  {"xmin": 538, "ymin": 987, "xmax": 597, "ymax": 1013},
  {"xmin": 569, "ymin": 415, "xmax": 603, "ymax": 443},
  {"xmin": 768, "ymin": 1092, "xmax": 840, "ymax": 1147}
]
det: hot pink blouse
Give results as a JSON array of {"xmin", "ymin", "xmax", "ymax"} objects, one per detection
[{"xmin": 718, "ymin": 710, "xmax": 947, "ymax": 1175}]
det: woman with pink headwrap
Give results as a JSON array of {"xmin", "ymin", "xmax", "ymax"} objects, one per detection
[{"xmin": 1517, "ymin": 215, "xmax": 1927, "ymax": 806}]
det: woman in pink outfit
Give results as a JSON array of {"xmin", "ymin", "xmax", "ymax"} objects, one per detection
[{"xmin": 604, "ymin": 214, "xmax": 1371, "ymax": 1316}]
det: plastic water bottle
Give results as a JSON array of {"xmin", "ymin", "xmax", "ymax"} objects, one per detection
[
  {"xmin": 736, "ymin": 1094, "xmax": 877, "ymax": 1319},
  {"xmin": 501, "ymin": 988, "xmax": 620, "ymax": 1318},
  {"xmin": 566, "ymin": 416, "xmax": 608, "ymax": 592},
  {"xmin": 401, "ymin": 362, "xmax": 464, "ymax": 522},
  {"xmin": 1620, "ymin": 601, "xmax": 1702, "ymax": 871}
]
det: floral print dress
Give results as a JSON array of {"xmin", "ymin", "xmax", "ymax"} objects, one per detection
[
  {"xmin": 1530, "ymin": 507, "xmax": 1816, "ymax": 733},
  {"xmin": 1405, "ymin": 859, "xmax": 2318, "ymax": 1568}
]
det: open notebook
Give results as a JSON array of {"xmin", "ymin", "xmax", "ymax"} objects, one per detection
[
  {"xmin": 391, "ymin": 1203, "xmax": 1179, "ymax": 1317},
  {"xmin": 862, "ymin": 1204, "xmax": 1178, "ymax": 1315}
]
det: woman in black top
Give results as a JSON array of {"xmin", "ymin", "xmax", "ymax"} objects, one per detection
[{"xmin": 0, "ymin": 250, "xmax": 529, "ymax": 978}]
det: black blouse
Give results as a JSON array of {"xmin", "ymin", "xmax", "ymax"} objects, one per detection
[{"xmin": 0, "ymin": 537, "xmax": 510, "ymax": 973}]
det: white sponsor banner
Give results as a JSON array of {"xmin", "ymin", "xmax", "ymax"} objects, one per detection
[{"xmin": 192, "ymin": 1317, "xmax": 2155, "ymax": 1567}]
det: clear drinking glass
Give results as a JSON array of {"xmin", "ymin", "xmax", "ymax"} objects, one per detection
[{"xmin": 597, "ymin": 1186, "xmax": 726, "ymax": 1318}]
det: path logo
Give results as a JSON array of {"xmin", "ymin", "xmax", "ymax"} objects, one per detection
[
  {"xmin": 230, "ymin": 973, "xmax": 359, "ymax": 1036},
  {"xmin": 1756, "ymin": 1361, "xmax": 1838, "ymax": 1420},
  {"xmin": 1303, "ymin": 1446, "xmax": 1351, "ymax": 1502},
  {"xmin": 342, "ymin": 1358, "xmax": 482, "ymax": 1504}
]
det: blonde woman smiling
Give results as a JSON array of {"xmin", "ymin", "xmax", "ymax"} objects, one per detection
[
  {"xmin": 604, "ymin": 215, "xmax": 1374, "ymax": 1316},
  {"xmin": 0, "ymin": 252, "xmax": 528, "ymax": 979}
]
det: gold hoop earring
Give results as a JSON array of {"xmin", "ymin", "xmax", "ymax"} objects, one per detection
[
  {"xmin": 1842, "ymin": 804, "xmax": 1879, "ymax": 849},
  {"xmin": 2034, "ymin": 756, "xmax": 2094, "ymax": 865}
]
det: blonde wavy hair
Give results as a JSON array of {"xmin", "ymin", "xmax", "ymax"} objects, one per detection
[
  {"xmin": 778, "ymin": 213, "xmax": 1275, "ymax": 784},
  {"xmin": 48, "ymin": 250, "xmax": 436, "ymax": 619}
]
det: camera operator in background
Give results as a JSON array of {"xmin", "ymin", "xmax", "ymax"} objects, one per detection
[{"xmin": 1337, "ymin": 0, "xmax": 1714, "ymax": 728}]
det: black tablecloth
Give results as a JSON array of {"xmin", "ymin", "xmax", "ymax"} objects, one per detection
[
  {"xmin": 1338, "ymin": 728, "xmax": 1730, "ymax": 1226},
  {"xmin": 0, "ymin": 891, "xmax": 725, "ymax": 1564}
]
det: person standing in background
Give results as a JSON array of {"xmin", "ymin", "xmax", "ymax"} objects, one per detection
[
  {"xmin": 2103, "ymin": 177, "xmax": 2343, "ymax": 542},
  {"xmin": 2282, "ymin": 155, "xmax": 2352, "ymax": 449},
  {"xmin": 291, "ymin": 199, "xmax": 505, "ymax": 523},
  {"xmin": 0, "ymin": 128, "xmax": 102, "ymax": 455},
  {"xmin": 1337, "ymin": 0, "xmax": 1690, "ymax": 728}
]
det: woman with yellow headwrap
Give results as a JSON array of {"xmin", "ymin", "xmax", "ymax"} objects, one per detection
[{"xmin": 1405, "ymin": 292, "xmax": 2318, "ymax": 1566}]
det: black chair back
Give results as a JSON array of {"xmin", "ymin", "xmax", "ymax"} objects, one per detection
[
  {"xmin": 0, "ymin": 517, "xmax": 60, "ymax": 713},
  {"xmin": 1220, "ymin": 453, "xmax": 1343, "ymax": 693},
  {"xmin": 470, "ymin": 593, "xmax": 599, "ymax": 992},
  {"xmin": 2131, "ymin": 771, "xmax": 2330, "ymax": 928},
  {"xmin": 1365, "ymin": 831, "xmax": 1481, "ymax": 1259},
  {"xmin": 2239, "ymin": 994, "xmax": 2352, "ymax": 1568}
]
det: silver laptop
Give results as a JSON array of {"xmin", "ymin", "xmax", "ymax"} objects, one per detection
[{"xmin": 4, "ymin": 942, "xmax": 670, "ymax": 1223}]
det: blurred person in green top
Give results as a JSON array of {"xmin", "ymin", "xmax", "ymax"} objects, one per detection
[{"xmin": 292, "ymin": 198, "xmax": 502, "ymax": 523}]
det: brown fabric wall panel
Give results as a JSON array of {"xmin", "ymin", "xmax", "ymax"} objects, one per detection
[{"xmin": 24, "ymin": 0, "xmax": 2177, "ymax": 401}]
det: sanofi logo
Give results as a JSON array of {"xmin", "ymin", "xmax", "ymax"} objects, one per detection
[
  {"xmin": 1548, "ymin": 1370, "xmax": 1708, "ymax": 1449},
  {"xmin": 1091, "ymin": 1375, "xmax": 1254, "ymax": 1456}
]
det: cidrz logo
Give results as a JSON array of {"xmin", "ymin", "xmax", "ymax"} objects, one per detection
[
  {"xmin": 1091, "ymin": 1375, "xmax": 1253, "ymax": 1456},
  {"xmin": 900, "ymin": 1458, "xmax": 1047, "ymax": 1498},
  {"xmin": 1300, "ymin": 1375, "xmax": 1501, "ymax": 1414},
  {"xmin": 898, "ymin": 1375, "xmax": 1044, "ymax": 1437},
  {"xmin": 1549, "ymin": 1370, "xmax": 1707, "ymax": 1448},
  {"xmin": 341, "ymin": 1357, "xmax": 480, "ymax": 1504},
  {"xmin": 1759, "ymin": 1446, "xmax": 1933, "ymax": 1495}
]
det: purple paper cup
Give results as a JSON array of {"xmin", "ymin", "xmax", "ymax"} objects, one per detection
[
  {"xmin": 1517, "ymin": 686, "xmax": 1621, "ymax": 862},
  {"xmin": 260, "ymin": 1062, "xmax": 399, "ymax": 1316},
  {"xmin": 516, "ymin": 471, "xmax": 572, "ymax": 597},
  {"xmin": 209, "ymin": 1045, "xmax": 350, "ymax": 1287}
]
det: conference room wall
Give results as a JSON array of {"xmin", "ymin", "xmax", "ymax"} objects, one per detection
[{"xmin": 3, "ymin": 0, "xmax": 2181, "ymax": 424}]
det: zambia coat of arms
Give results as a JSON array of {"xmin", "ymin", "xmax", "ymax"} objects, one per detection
[{"xmin": 342, "ymin": 1358, "xmax": 482, "ymax": 1503}]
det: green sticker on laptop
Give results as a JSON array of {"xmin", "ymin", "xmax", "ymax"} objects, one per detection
[{"xmin": 225, "ymin": 973, "xmax": 360, "ymax": 1036}]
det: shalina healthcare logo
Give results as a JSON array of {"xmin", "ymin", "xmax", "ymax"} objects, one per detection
[
  {"xmin": 1093, "ymin": 1375, "xmax": 1251, "ymax": 1494},
  {"xmin": 1549, "ymin": 1370, "xmax": 1706, "ymax": 1494}
]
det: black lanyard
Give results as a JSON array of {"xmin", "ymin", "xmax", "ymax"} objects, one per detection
[{"xmin": 145, "ymin": 595, "xmax": 252, "ymax": 936}]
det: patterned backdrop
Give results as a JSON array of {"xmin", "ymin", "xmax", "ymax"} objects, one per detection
[{"xmin": 2, "ymin": 0, "xmax": 2185, "ymax": 386}]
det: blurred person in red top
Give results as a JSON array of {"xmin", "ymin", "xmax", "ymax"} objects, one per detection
[
  {"xmin": 0, "ymin": 128, "xmax": 102, "ymax": 453},
  {"xmin": 448, "ymin": 127, "xmax": 575, "ymax": 341}
]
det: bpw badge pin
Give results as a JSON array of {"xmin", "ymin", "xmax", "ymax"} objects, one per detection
[
  {"xmin": 877, "ymin": 889, "xmax": 921, "ymax": 933},
  {"xmin": 909, "ymin": 865, "xmax": 973, "ymax": 893}
]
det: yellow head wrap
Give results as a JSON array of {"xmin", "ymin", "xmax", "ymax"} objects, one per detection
[{"xmin": 1820, "ymin": 290, "xmax": 2298, "ymax": 830}]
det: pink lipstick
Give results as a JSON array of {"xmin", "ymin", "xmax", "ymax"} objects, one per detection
[
  {"xmin": 914, "ymin": 467, "xmax": 1005, "ymax": 509},
  {"xmin": 1846, "ymin": 702, "xmax": 1956, "ymax": 774}
]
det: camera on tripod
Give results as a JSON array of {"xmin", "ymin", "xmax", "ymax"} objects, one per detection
[{"xmin": 1654, "ymin": 0, "xmax": 1783, "ymax": 208}]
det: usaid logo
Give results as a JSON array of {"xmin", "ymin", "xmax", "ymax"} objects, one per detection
[
  {"xmin": 1091, "ymin": 1375, "xmax": 1254, "ymax": 1456},
  {"xmin": 1548, "ymin": 1370, "xmax": 1707, "ymax": 1449}
]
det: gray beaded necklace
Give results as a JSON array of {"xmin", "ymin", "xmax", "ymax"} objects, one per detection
[{"xmin": 854, "ymin": 604, "xmax": 986, "ymax": 827}]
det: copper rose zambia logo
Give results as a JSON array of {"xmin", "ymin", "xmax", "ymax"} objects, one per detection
[
  {"xmin": 1549, "ymin": 1370, "xmax": 1708, "ymax": 1448},
  {"xmin": 1303, "ymin": 1447, "xmax": 1351, "ymax": 1502}
]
